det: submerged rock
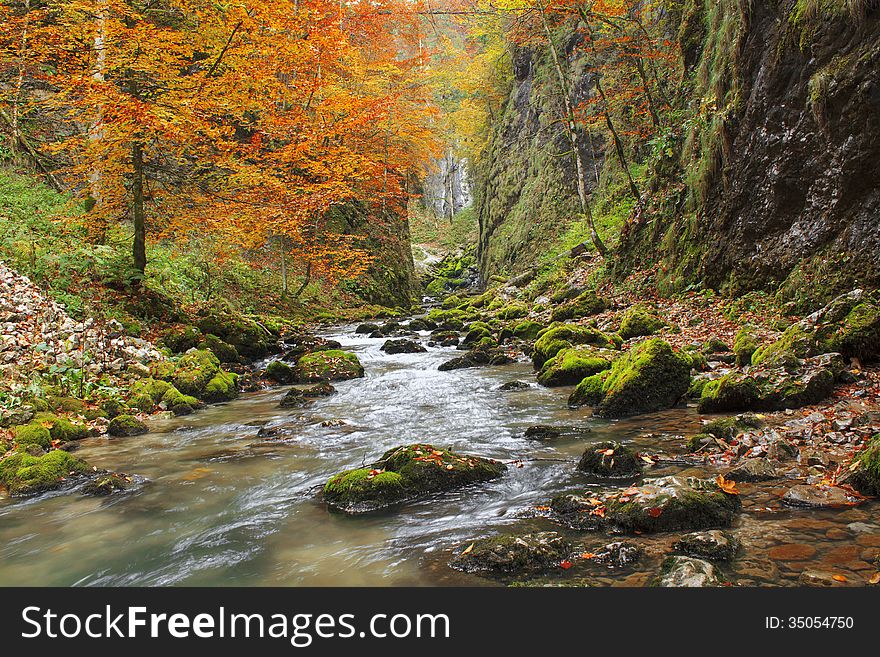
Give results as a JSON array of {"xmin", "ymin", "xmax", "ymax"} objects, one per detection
[
  {"xmin": 265, "ymin": 360, "xmax": 295, "ymax": 384},
  {"xmin": 590, "ymin": 541, "xmax": 643, "ymax": 568},
  {"xmin": 381, "ymin": 339, "xmax": 427, "ymax": 355},
  {"xmin": 653, "ymin": 556, "xmax": 720, "ymax": 587},
  {"xmin": 568, "ymin": 338, "xmax": 691, "ymax": 417},
  {"xmin": 782, "ymin": 484, "xmax": 861, "ymax": 509},
  {"xmin": 524, "ymin": 425, "xmax": 591, "ymax": 441},
  {"xmin": 81, "ymin": 473, "xmax": 131, "ymax": 496},
  {"xmin": 550, "ymin": 476, "xmax": 741, "ymax": 533},
  {"xmin": 323, "ymin": 444, "xmax": 506, "ymax": 514},
  {"xmin": 673, "ymin": 530, "xmax": 739, "ymax": 561},
  {"xmin": 449, "ymin": 532, "xmax": 572, "ymax": 578},
  {"xmin": 576, "ymin": 441, "xmax": 641, "ymax": 478},
  {"xmin": 498, "ymin": 380, "xmax": 531, "ymax": 391},
  {"xmin": 725, "ymin": 458, "xmax": 778, "ymax": 482}
]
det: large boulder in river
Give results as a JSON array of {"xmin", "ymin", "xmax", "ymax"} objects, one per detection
[
  {"xmin": 537, "ymin": 347, "xmax": 613, "ymax": 387},
  {"xmin": 196, "ymin": 310, "xmax": 275, "ymax": 359},
  {"xmin": 697, "ymin": 353, "xmax": 842, "ymax": 413},
  {"xmin": 294, "ymin": 350, "xmax": 364, "ymax": 383},
  {"xmin": 0, "ymin": 449, "xmax": 90, "ymax": 496},
  {"xmin": 549, "ymin": 476, "xmax": 741, "ymax": 533},
  {"xmin": 752, "ymin": 289, "xmax": 880, "ymax": 365},
  {"xmin": 449, "ymin": 532, "xmax": 572, "ymax": 578},
  {"xmin": 323, "ymin": 444, "xmax": 506, "ymax": 514},
  {"xmin": 381, "ymin": 339, "xmax": 427, "ymax": 355},
  {"xmin": 532, "ymin": 324, "xmax": 620, "ymax": 369},
  {"xmin": 568, "ymin": 339, "xmax": 691, "ymax": 417},
  {"xmin": 577, "ymin": 441, "xmax": 641, "ymax": 478}
]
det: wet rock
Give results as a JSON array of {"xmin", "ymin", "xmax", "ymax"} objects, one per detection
[
  {"xmin": 568, "ymin": 338, "xmax": 691, "ymax": 417},
  {"xmin": 449, "ymin": 532, "xmax": 572, "ymax": 577},
  {"xmin": 498, "ymin": 380, "xmax": 530, "ymax": 391},
  {"xmin": 846, "ymin": 433, "xmax": 880, "ymax": 496},
  {"xmin": 782, "ymin": 484, "xmax": 861, "ymax": 508},
  {"xmin": 591, "ymin": 541, "xmax": 642, "ymax": 568},
  {"xmin": 320, "ymin": 419, "xmax": 347, "ymax": 428},
  {"xmin": 532, "ymin": 324, "xmax": 620, "ymax": 369},
  {"xmin": 674, "ymin": 530, "xmax": 739, "ymax": 561},
  {"xmin": 81, "ymin": 473, "xmax": 130, "ymax": 496},
  {"xmin": 725, "ymin": 458, "xmax": 778, "ymax": 482},
  {"xmin": 380, "ymin": 339, "xmax": 427, "ymax": 355},
  {"xmin": 577, "ymin": 441, "xmax": 641, "ymax": 478},
  {"xmin": 107, "ymin": 414, "xmax": 148, "ymax": 437},
  {"xmin": 766, "ymin": 439, "xmax": 799, "ymax": 461},
  {"xmin": 653, "ymin": 556, "xmax": 720, "ymax": 587},
  {"xmin": 536, "ymin": 347, "xmax": 613, "ymax": 387},
  {"xmin": 302, "ymin": 382, "xmax": 336, "ymax": 398},
  {"xmin": 265, "ymin": 359, "xmax": 295, "ymax": 384},
  {"xmin": 0, "ymin": 449, "xmax": 90, "ymax": 496},
  {"xmin": 524, "ymin": 425, "xmax": 591, "ymax": 441},
  {"xmin": 619, "ymin": 305, "xmax": 664, "ymax": 340},
  {"xmin": 355, "ymin": 323, "xmax": 380, "ymax": 335},
  {"xmin": 279, "ymin": 389, "xmax": 310, "ymax": 408},
  {"xmin": 438, "ymin": 351, "xmax": 490, "ymax": 371},
  {"xmin": 294, "ymin": 350, "xmax": 364, "ymax": 383},
  {"xmin": 406, "ymin": 318, "xmax": 436, "ymax": 332},
  {"xmin": 550, "ymin": 476, "xmax": 741, "ymax": 533},
  {"xmin": 323, "ymin": 443, "xmax": 506, "ymax": 514},
  {"xmin": 798, "ymin": 570, "xmax": 849, "ymax": 587},
  {"xmin": 698, "ymin": 354, "xmax": 842, "ymax": 413},
  {"xmin": 768, "ymin": 543, "xmax": 817, "ymax": 561}
]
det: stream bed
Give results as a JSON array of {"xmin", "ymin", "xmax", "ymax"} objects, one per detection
[{"xmin": 1, "ymin": 326, "xmax": 877, "ymax": 586}]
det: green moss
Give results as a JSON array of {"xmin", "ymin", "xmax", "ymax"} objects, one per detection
[
  {"xmin": 532, "ymin": 324, "xmax": 620, "ymax": 368},
  {"xmin": 167, "ymin": 349, "xmax": 221, "ymax": 397},
  {"xmin": 733, "ymin": 326, "xmax": 759, "ymax": 366},
  {"xmin": 161, "ymin": 386, "xmax": 198, "ymax": 409},
  {"xmin": 702, "ymin": 414, "xmax": 764, "ymax": 440},
  {"xmin": 821, "ymin": 301, "xmax": 880, "ymax": 362},
  {"xmin": 568, "ymin": 339, "xmax": 692, "ymax": 417},
  {"xmin": 128, "ymin": 393, "xmax": 155, "ymax": 413},
  {"xmin": 537, "ymin": 347, "xmax": 612, "ymax": 387},
  {"xmin": 265, "ymin": 359, "xmax": 295, "ymax": 383},
  {"xmin": 203, "ymin": 370, "xmax": 238, "ymax": 402},
  {"xmin": 698, "ymin": 375, "xmax": 761, "ymax": 413},
  {"xmin": 12, "ymin": 423, "xmax": 51, "ymax": 448},
  {"xmin": 568, "ymin": 372, "xmax": 608, "ymax": 407},
  {"xmin": 752, "ymin": 324, "xmax": 813, "ymax": 366},
  {"xmin": 619, "ymin": 305, "xmax": 665, "ymax": 340},
  {"xmin": 497, "ymin": 303, "xmax": 529, "ymax": 320},
  {"xmin": 201, "ymin": 334, "xmax": 239, "ymax": 363},
  {"xmin": 196, "ymin": 311, "xmax": 272, "ymax": 359},
  {"xmin": 49, "ymin": 396, "xmax": 87, "ymax": 414},
  {"xmin": 100, "ymin": 398, "xmax": 128, "ymax": 419},
  {"xmin": 0, "ymin": 449, "xmax": 89, "ymax": 496},
  {"xmin": 130, "ymin": 378, "xmax": 173, "ymax": 403},
  {"xmin": 47, "ymin": 417, "xmax": 89, "ymax": 442},
  {"xmin": 159, "ymin": 325, "xmax": 202, "ymax": 353},
  {"xmin": 577, "ymin": 441, "xmax": 641, "ymax": 478},
  {"xmin": 850, "ymin": 434, "xmax": 880, "ymax": 496},
  {"xmin": 107, "ymin": 414, "xmax": 149, "ymax": 437},
  {"xmin": 512, "ymin": 320, "xmax": 545, "ymax": 341},
  {"xmin": 549, "ymin": 292, "xmax": 609, "ymax": 323},
  {"xmin": 294, "ymin": 350, "xmax": 364, "ymax": 383}
]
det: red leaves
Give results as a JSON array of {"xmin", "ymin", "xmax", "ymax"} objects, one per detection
[
  {"xmin": 647, "ymin": 507, "xmax": 663, "ymax": 518},
  {"xmin": 560, "ymin": 560, "xmax": 573, "ymax": 570}
]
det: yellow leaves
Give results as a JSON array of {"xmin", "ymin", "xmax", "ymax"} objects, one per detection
[
  {"xmin": 831, "ymin": 574, "xmax": 847, "ymax": 583},
  {"xmin": 461, "ymin": 543, "xmax": 475, "ymax": 556},
  {"xmin": 715, "ymin": 475, "xmax": 739, "ymax": 495},
  {"xmin": 868, "ymin": 572, "xmax": 880, "ymax": 585}
]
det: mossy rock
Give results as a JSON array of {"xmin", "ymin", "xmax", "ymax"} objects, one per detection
[
  {"xmin": 698, "ymin": 355, "xmax": 839, "ymax": 413},
  {"xmin": 849, "ymin": 434, "xmax": 880, "ymax": 496},
  {"xmin": 170, "ymin": 349, "xmax": 221, "ymax": 396},
  {"xmin": 107, "ymin": 414, "xmax": 148, "ymax": 437},
  {"xmin": 100, "ymin": 398, "xmax": 128, "ymax": 419},
  {"xmin": 549, "ymin": 291, "xmax": 609, "ymax": 323},
  {"xmin": 577, "ymin": 441, "xmax": 641, "ymax": 478},
  {"xmin": 82, "ymin": 473, "xmax": 130, "ymax": 496},
  {"xmin": 294, "ymin": 350, "xmax": 364, "ymax": 383},
  {"xmin": 355, "ymin": 322, "xmax": 381, "ymax": 334},
  {"xmin": 12, "ymin": 423, "xmax": 51, "ymax": 449},
  {"xmin": 201, "ymin": 334, "xmax": 239, "ymax": 363},
  {"xmin": 441, "ymin": 294, "xmax": 463, "ymax": 309},
  {"xmin": 701, "ymin": 337, "xmax": 730, "ymax": 354},
  {"xmin": 202, "ymin": 370, "xmax": 238, "ymax": 403},
  {"xmin": 532, "ymin": 324, "xmax": 620, "ymax": 369},
  {"xmin": 701, "ymin": 414, "xmax": 765, "ymax": 441},
  {"xmin": 130, "ymin": 378, "xmax": 173, "ymax": 404},
  {"xmin": 733, "ymin": 326, "xmax": 759, "ymax": 366},
  {"xmin": 537, "ymin": 347, "xmax": 613, "ymax": 387},
  {"xmin": 266, "ymin": 360, "xmax": 295, "ymax": 384},
  {"xmin": 0, "ymin": 449, "xmax": 90, "ymax": 496},
  {"xmin": 619, "ymin": 305, "xmax": 664, "ymax": 340},
  {"xmin": 496, "ymin": 303, "xmax": 529, "ymax": 320},
  {"xmin": 49, "ymin": 396, "xmax": 88, "ymax": 415},
  {"xmin": 159, "ymin": 326, "xmax": 203, "ymax": 353},
  {"xmin": 568, "ymin": 339, "xmax": 692, "ymax": 417},
  {"xmin": 381, "ymin": 339, "xmax": 427, "ymax": 354},
  {"xmin": 29, "ymin": 413, "xmax": 89, "ymax": 442},
  {"xmin": 196, "ymin": 311, "xmax": 273, "ymax": 359},
  {"xmin": 652, "ymin": 556, "xmax": 720, "ymax": 587},
  {"xmin": 128, "ymin": 393, "xmax": 155, "ymax": 413},
  {"xmin": 323, "ymin": 443, "xmax": 506, "ymax": 514},
  {"xmin": 550, "ymin": 476, "xmax": 741, "ymax": 534},
  {"xmin": 511, "ymin": 320, "xmax": 544, "ymax": 341},
  {"xmin": 160, "ymin": 387, "xmax": 199, "ymax": 413},
  {"xmin": 449, "ymin": 532, "xmax": 572, "ymax": 578}
]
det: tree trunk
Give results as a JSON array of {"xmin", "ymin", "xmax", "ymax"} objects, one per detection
[
  {"xmin": 131, "ymin": 140, "xmax": 147, "ymax": 277},
  {"xmin": 280, "ymin": 236, "xmax": 288, "ymax": 298},
  {"xmin": 539, "ymin": 4, "xmax": 607, "ymax": 256},
  {"xmin": 88, "ymin": 4, "xmax": 108, "ymax": 242}
]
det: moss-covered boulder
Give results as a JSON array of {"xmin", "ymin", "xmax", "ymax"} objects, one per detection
[
  {"xmin": 107, "ymin": 414, "xmax": 148, "ymax": 437},
  {"xmin": 496, "ymin": 303, "xmax": 529, "ymax": 320},
  {"xmin": 577, "ymin": 441, "xmax": 641, "ymax": 478},
  {"xmin": 537, "ymin": 347, "xmax": 613, "ymax": 387},
  {"xmin": 130, "ymin": 378, "xmax": 173, "ymax": 404},
  {"xmin": 0, "ymin": 449, "xmax": 90, "ymax": 496},
  {"xmin": 549, "ymin": 291, "xmax": 609, "ymax": 323},
  {"xmin": 265, "ymin": 360, "xmax": 295, "ymax": 384},
  {"xmin": 12, "ymin": 423, "xmax": 51, "ymax": 449},
  {"xmin": 532, "ymin": 324, "xmax": 620, "ymax": 369},
  {"xmin": 700, "ymin": 414, "xmax": 765, "ymax": 441},
  {"xmin": 355, "ymin": 322, "xmax": 381, "ymax": 334},
  {"xmin": 550, "ymin": 476, "xmax": 741, "ymax": 533},
  {"xmin": 449, "ymin": 532, "xmax": 572, "ymax": 578},
  {"xmin": 201, "ymin": 334, "xmax": 239, "ymax": 363},
  {"xmin": 733, "ymin": 326, "xmax": 759, "ymax": 366},
  {"xmin": 323, "ymin": 444, "xmax": 506, "ymax": 514},
  {"xmin": 619, "ymin": 305, "xmax": 664, "ymax": 340},
  {"xmin": 161, "ymin": 349, "xmax": 238, "ymax": 402},
  {"xmin": 698, "ymin": 354, "xmax": 840, "ymax": 413},
  {"xmin": 294, "ymin": 350, "xmax": 364, "ymax": 383},
  {"xmin": 159, "ymin": 326, "xmax": 202, "ymax": 353},
  {"xmin": 381, "ymin": 339, "xmax": 427, "ymax": 354},
  {"xmin": 100, "ymin": 398, "xmax": 128, "ymax": 419},
  {"xmin": 27, "ymin": 413, "xmax": 89, "ymax": 442},
  {"xmin": 196, "ymin": 310, "xmax": 274, "ymax": 359},
  {"xmin": 81, "ymin": 473, "xmax": 131, "ymax": 496},
  {"xmin": 511, "ymin": 320, "xmax": 545, "ymax": 341},
  {"xmin": 568, "ymin": 339, "xmax": 691, "ymax": 417},
  {"xmin": 160, "ymin": 387, "xmax": 200, "ymax": 416},
  {"xmin": 848, "ymin": 434, "xmax": 880, "ymax": 496},
  {"xmin": 753, "ymin": 289, "xmax": 880, "ymax": 365}
]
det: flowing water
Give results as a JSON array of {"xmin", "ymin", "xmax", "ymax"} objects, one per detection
[{"xmin": 1, "ymin": 326, "xmax": 877, "ymax": 586}]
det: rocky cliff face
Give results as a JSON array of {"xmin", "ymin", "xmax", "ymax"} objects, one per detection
[
  {"xmin": 421, "ymin": 151, "xmax": 472, "ymax": 221},
  {"xmin": 474, "ymin": 30, "xmax": 603, "ymax": 279},
  {"xmin": 622, "ymin": 1, "xmax": 880, "ymax": 301}
]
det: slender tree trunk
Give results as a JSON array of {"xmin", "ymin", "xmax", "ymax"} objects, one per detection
[
  {"xmin": 539, "ymin": 4, "xmax": 607, "ymax": 256},
  {"xmin": 594, "ymin": 73, "xmax": 641, "ymax": 202},
  {"xmin": 88, "ymin": 4, "xmax": 108, "ymax": 241},
  {"xmin": 131, "ymin": 140, "xmax": 147, "ymax": 277},
  {"xmin": 293, "ymin": 261, "xmax": 312, "ymax": 299},
  {"xmin": 279, "ymin": 236, "xmax": 288, "ymax": 297},
  {"xmin": 10, "ymin": 0, "xmax": 30, "ymax": 158}
]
